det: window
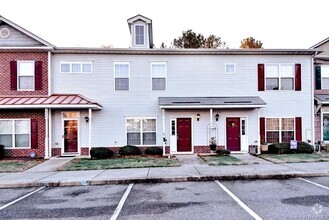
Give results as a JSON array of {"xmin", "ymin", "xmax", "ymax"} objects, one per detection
[
  {"xmin": 60, "ymin": 62, "xmax": 92, "ymax": 74},
  {"xmin": 151, "ymin": 63, "xmax": 166, "ymax": 90},
  {"xmin": 114, "ymin": 62, "xmax": 129, "ymax": 91},
  {"xmin": 321, "ymin": 65, "xmax": 329, "ymax": 89},
  {"xmin": 126, "ymin": 118, "xmax": 156, "ymax": 145},
  {"xmin": 266, "ymin": 118, "xmax": 294, "ymax": 143},
  {"xmin": 135, "ymin": 25, "xmax": 145, "ymax": 45},
  {"xmin": 265, "ymin": 64, "xmax": 294, "ymax": 90},
  {"xmin": 323, "ymin": 114, "xmax": 329, "ymax": 141},
  {"xmin": 225, "ymin": 63, "xmax": 235, "ymax": 74},
  {"xmin": 0, "ymin": 119, "xmax": 30, "ymax": 148},
  {"xmin": 18, "ymin": 61, "xmax": 34, "ymax": 90}
]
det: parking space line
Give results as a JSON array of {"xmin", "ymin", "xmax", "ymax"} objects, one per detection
[
  {"xmin": 0, "ymin": 186, "xmax": 45, "ymax": 211},
  {"xmin": 215, "ymin": 181, "xmax": 262, "ymax": 220},
  {"xmin": 110, "ymin": 183, "xmax": 134, "ymax": 220},
  {"xmin": 299, "ymin": 178, "xmax": 329, "ymax": 190}
]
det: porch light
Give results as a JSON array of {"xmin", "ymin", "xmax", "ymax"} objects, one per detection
[
  {"xmin": 84, "ymin": 116, "xmax": 89, "ymax": 123},
  {"xmin": 196, "ymin": 113, "xmax": 200, "ymax": 121},
  {"xmin": 215, "ymin": 113, "xmax": 220, "ymax": 121}
]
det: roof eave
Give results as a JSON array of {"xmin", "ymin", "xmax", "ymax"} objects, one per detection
[{"xmin": 160, "ymin": 104, "xmax": 266, "ymax": 109}]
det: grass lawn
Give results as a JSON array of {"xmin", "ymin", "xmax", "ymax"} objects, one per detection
[
  {"xmin": 59, "ymin": 157, "xmax": 180, "ymax": 171},
  {"xmin": 0, "ymin": 159, "xmax": 44, "ymax": 173},
  {"xmin": 201, "ymin": 155, "xmax": 247, "ymax": 166},
  {"xmin": 259, "ymin": 153, "xmax": 329, "ymax": 164}
]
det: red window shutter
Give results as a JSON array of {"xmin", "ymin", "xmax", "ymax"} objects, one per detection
[
  {"xmin": 295, "ymin": 117, "xmax": 302, "ymax": 141},
  {"xmin": 295, "ymin": 64, "xmax": 301, "ymax": 91},
  {"xmin": 35, "ymin": 61, "xmax": 42, "ymax": 90},
  {"xmin": 258, "ymin": 64, "xmax": 265, "ymax": 91},
  {"xmin": 260, "ymin": 117, "xmax": 265, "ymax": 144},
  {"xmin": 31, "ymin": 119, "xmax": 38, "ymax": 149},
  {"xmin": 10, "ymin": 61, "xmax": 17, "ymax": 90}
]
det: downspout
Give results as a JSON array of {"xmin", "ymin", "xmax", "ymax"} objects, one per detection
[
  {"xmin": 48, "ymin": 51, "xmax": 51, "ymax": 96},
  {"xmin": 311, "ymin": 51, "xmax": 319, "ymax": 144}
]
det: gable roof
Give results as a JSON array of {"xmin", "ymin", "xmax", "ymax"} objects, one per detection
[
  {"xmin": 0, "ymin": 15, "xmax": 54, "ymax": 48},
  {"xmin": 310, "ymin": 37, "xmax": 329, "ymax": 49},
  {"xmin": 127, "ymin": 14, "xmax": 153, "ymax": 49}
]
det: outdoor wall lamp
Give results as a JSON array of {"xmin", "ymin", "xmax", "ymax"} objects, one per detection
[
  {"xmin": 84, "ymin": 116, "xmax": 89, "ymax": 123},
  {"xmin": 196, "ymin": 113, "xmax": 200, "ymax": 121},
  {"xmin": 215, "ymin": 113, "xmax": 220, "ymax": 121}
]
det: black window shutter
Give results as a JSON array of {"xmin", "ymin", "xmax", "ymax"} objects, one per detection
[{"xmin": 315, "ymin": 65, "xmax": 321, "ymax": 90}]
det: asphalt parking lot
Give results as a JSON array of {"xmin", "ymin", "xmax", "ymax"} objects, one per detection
[{"xmin": 0, "ymin": 177, "xmax": 329, "ymax": 220}]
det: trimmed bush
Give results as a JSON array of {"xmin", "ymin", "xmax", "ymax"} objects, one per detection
[
  {"xmin": 119, "ymin": 145, "xmax": 141, "ymax": 156},
  {"xmin": 0, "ymin": 144, "xmax": 4, "ymax": 159},
  {"xmin": 216, "ymin": 149, "xmax": 231, "ymax": 155},
  {"xmin": 268, "ymin": 142, "xmax": 314, "ymax": 154},
  {"xmin": 90, "ymin": 147, "xmax": 114, "ymax": 159},
  {"xmin": 145, "ymin": 147, "xmax": 163, "ymax": 155}
]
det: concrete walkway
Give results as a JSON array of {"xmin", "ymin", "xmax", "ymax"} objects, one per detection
[
  {"xmin": 176, "ymin": 155, "xmax": 209, "ymax": 167},
  {"xmin": 1, "ymin": 154, "xmax": 329, "ymax": 188},
  {"xmin": 24, "ymin": 157, "xmax": 74, "ymax": 173}
]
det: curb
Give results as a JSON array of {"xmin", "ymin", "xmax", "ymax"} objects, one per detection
[{"xmin": 1, "ymin": 172, "xmax": 329, "ymax": 189}]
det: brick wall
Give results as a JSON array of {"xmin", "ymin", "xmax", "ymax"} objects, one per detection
[
  {"xmin": 0, "ymin": 109, "xmax": 45, "ymax": 158},
  {"xmin": 0, "ymin": 52, "xmax": 48, "ymax": 96},
  {"xmin": 315, "ymin": 114, "xmax": 321, "ymax": 142}
]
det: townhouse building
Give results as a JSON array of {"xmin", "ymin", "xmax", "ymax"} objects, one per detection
[{"xmin": 0, "ymin": 15, "xmax": 317, "ymax": 158}]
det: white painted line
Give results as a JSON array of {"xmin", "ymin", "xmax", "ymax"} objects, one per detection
[
  {"xmin": 110, "ymin": 183, "xmax": 134, "ymax": 220},
  {"xmin": 215, "ymin": 180, "xmax": 262, "ymax": 220},
  {"xmin": 0, "ymin": 186, "xmax": 45, "ymax": 211},
  {"xmin": 299, "ymin": 178, "xmax": 329, "ymax": 190}
]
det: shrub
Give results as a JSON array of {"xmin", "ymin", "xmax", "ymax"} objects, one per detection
[
  {"xmin": 268, "ymin": 142, "xmax": 314, "ymax": 154},
  {"xmin": 119, "ymin": 145, "xmax": 141, "ymax": 156},
  {"xmin": 216, "ymin": 149, "xmax": 231, "ymax": 155},
  {"xmin": 0, "ymin": 144, "xmax": 4, "ymax": 159},
  {"xmin": 90, "ymin": 147, "xmax": 114, "ymax": 159},
  {"xmin": 145, "ymin": 147, "xmax": 163, "ymax": 155}
]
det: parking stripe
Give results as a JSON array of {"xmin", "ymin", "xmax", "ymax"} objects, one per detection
[
  {"xmin": 299, "ymin": 178, "xmax": 329, "ymax": 190},
  {"xmin": 0, "ymin": 187, "xmax": 45, "ymax": 211},
  {"xmin": 110, "ymin": 183, "xmax": 133, "ymax": 220},
  {"xmin": 215, "ymin": 181, "xmax": 262, "ymax": 220}
]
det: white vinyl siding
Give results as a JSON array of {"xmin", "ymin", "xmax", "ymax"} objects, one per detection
[
  {"xmin": 265, "ymin": 64, "xmax": 294, "ymax": 90},
  {"xmin": 266, "ymin": 118, "xmax": 294, "ymax": 144},
  {"xmin": 126, "ymin": 118, "xmax": 156, "ymax": 146},
  {"xmin": 60, "ymin": 62, "xmax": 92, "ymax": 74},
  {"xmin": 321, "ymin": 65, "xmax": 329, "ymax": 89},
  {"xmin": 135, "ymin": 25, "xmax": 145, "ymax": 45},
  {"xmin": 18, "ymin": 61, "xmax": 34, "ymax": 90},
  {"xmin": 114, "ymin": 62, "xmax": 130, "ymax": 91},
  {"xmin": 151, "ymin": 63, "xmax": 166, "ymax": 91},
  {"xmin": 0, "ymin": 119, "xmax": 30, "ymax": 148}
]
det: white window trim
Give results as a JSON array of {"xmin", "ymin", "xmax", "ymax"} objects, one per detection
[
  {"xmin": 151, "ymin": 62, "xmax": 167, "ymax": 91},
  {"xmin": 134, "ymin": 24, "xmax": 146, "ymax": 46},
  {"xmin": 265, "ymin": 117, "xmax": 295, "ymax": 144},
  {"xmin": 114, "ymin": 62, "xmax": 130, "ymax": 91},
  {"xmin": 225, "ymin": 63, "xmax": 236, "ymax": 74},
  {"xmin": 265, "ymin": 63, "xmax": 295, "ymax": 91},
  {"xmin": 17, "ymin": 60, "xmax": 35, "ymax": 91},
  {"xmin": 60, "ymin": 62, "xmax": 93, "ymax": 74},
  {"xmin": 321, "ymin": 111, "xmax": 329, "ymax": 142},
  {"xmin": 0, "ymin": 119, "xmax": 31, "ymax": 149},
  {"xmin": 126, "ymin": 117, "xmax": 157, "ymax": 146}
]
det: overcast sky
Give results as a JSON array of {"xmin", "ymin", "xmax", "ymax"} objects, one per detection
[{"xmin": 0, "ymin": 0, "xmax": 327, "ymax": 49}]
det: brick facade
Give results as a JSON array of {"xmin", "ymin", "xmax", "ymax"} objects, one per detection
[
  {"xmin": 0, "ymin": 109, "xmax": 45, "ymax": 158},
  {"xmin": 0, "ymin": 52, "xmax": 48, "ymax": 96}
]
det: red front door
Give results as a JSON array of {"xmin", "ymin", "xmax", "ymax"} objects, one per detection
[
  {"xmin": 177, "ymin": 118, "xmax": 192, "ymax": 152},
  {"xmin": 64, "ymin": 120, "xmax": 78, "ymax": 153},
  {"xmin": 226, "ymin": 118, "xmax": 241, "ymax": 151}
]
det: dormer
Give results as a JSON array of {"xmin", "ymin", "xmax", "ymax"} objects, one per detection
[{"xmin": 127, "ymin": 14, "xmax": 153, "ymax": 49}]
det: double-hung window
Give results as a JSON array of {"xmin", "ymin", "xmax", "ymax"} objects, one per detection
[
  {"xmin": 60, "ymin": 62, "xmax": 92, "ymax": 74},
  {"xmin": 265, "ymin": 64, "xmax": 294, "ymax": 90},
  {"xmin": 266, "ymin": 118, "xmax": 294, "ymax": 143},
  {"xmin": 18, "ymin": 61, "xmax": 34, "ymax": 90},
  {"xmin": 126, "ymin": 118, "xmax": 156, "ymax": 145},
  {"xmin": 151, "ymin": 63, "xmax": 166, "ymax": 90},
  {"xmin": 135, "ymin": 25, "xmax": 145, "ymax": 45},
  {"xmin": 321, "ymin": 65, "xmax": 329, "ymax": 89},
  {"xmin": 114, "ymin": 62, "xmax": 130, "ymax": 91},
  {"xmin": 0, "ymin": 119, "xmax": 30, "ymax": 148},
  {"xmin": 225, "ymin": 63, "xmax": 235, "ymax": 74}
]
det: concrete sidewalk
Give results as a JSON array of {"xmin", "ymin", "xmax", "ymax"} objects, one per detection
[{"xmin": 0, "ymin": 155, "xmax": 329, "ymax": 188}]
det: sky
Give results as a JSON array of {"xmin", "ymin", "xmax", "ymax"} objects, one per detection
[{"xmin": 0, "ymin": 0, "xmax": 328, "ymax": 49}]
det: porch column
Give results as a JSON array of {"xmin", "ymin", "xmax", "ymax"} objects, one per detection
[
  {"xmin": 210, "ymin": 108, "xmax": 213, "ymax": 124},
  {"xmin": 44, "ymin": 109, "xmax": 49, "ymax": 159},
  {"xmin": 162, "ymin": 109, "xmax": 166, "ymax": 156},
  {"xmin": 257, "ymin": 108, "xmax": 261, "ymax": 155},
  {"xmin": 88, "ymin": 108, "xmax": 92, "ymax": 157},
  {"xmin": 48, "ymin": 109, "xmax": 52, "ymax": 158}
]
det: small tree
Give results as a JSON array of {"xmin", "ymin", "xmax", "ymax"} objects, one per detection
[{"xmin": 240, "ymin": 37, "xmax": 263, "ymax": 49}]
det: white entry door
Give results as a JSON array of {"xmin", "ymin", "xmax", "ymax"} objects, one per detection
[{"xmin": 240, "ymin": 118, "xmax": 248, "ymax": 152}]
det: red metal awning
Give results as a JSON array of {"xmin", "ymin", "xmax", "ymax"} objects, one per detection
[{"xmin": 0, "ymin": 94, "xmax": 102, "ymax": 110}]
